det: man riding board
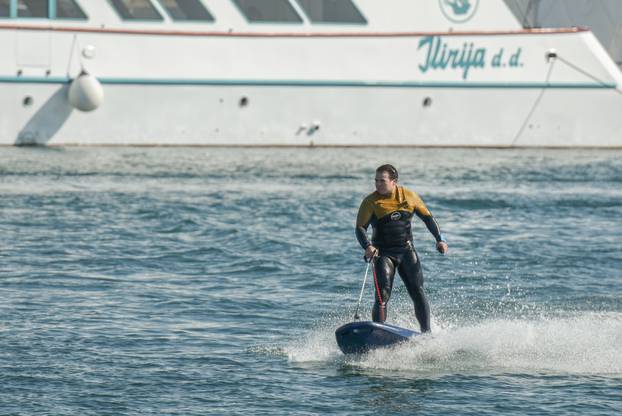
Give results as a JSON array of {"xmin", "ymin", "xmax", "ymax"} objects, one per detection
[{"xmin": 355, "ymin": 164, "xmax": 448, "ymax": 333}]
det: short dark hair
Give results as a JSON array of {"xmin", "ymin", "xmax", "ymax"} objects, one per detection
[{"xmin": 376, "ymin": 164, "xmax": 398, "ymax": 181}]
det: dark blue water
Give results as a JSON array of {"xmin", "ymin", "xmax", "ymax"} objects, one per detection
[{"xmin": 1, "ymin": 147, "xmax": 620, "ymax": 415}]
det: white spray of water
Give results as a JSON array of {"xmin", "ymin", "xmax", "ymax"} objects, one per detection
[{"xmin": 286, "ymin": 312, "xmax": 622, "ymax": 376}]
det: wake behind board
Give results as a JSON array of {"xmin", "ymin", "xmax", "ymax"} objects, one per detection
[{"xmin": 335, "ymin": 321, "xmax": 420, "ymax": 354}]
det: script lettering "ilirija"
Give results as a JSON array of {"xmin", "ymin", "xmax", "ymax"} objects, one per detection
[{"xmin": 418, "ymin": 36, "xmax": 486, "ymax": 80}]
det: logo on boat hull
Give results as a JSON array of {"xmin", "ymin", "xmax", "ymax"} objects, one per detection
[{"xmin": 439, "ymin": 0, "xmax": 479, "ymax": 23}]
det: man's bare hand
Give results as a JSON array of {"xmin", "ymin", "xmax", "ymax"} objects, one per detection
[
  {"xmin": 365, "ymin": 245, "xmax": 378, "ymax": 261},
  {"xmin": 436, "ymin": 241, "xmax": 448, "ymax": 255}
]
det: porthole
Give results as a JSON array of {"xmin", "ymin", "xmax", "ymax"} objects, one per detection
[
  {"xmin": 23, "ymin": 96, "xmax": 33, "ymax": 107},
  {"xmin": 423, "ymin": 97, "xmax": 432, "ymax": 107}
]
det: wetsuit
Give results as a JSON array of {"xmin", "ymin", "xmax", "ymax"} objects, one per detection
[{"xmin": 355, "ymin": 186, "xmax": 444, "ymax": 333}]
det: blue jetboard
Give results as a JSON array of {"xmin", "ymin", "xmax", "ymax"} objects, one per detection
[{"xmin": 335, "ymin": 321, "xmax": 420, "ymax": 354}]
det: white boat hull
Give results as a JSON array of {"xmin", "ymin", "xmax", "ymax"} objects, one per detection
[
  {"xmin": 1, "ymin": 0, "xmax": 621, "ymax": 147},
  {"xmin": 5, "ymin": 81, "xmax": 622, "ymax": 147}
]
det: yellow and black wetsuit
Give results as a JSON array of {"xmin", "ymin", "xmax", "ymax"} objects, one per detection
[{"xmin": 355, "ymin": 186, "xmax": 444, "ymax": 332}]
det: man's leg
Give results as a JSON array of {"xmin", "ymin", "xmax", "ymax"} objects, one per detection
[
  {"xmin": 372, "ymin": 255, "xmax": 396, "ymax": 323},
  {"xmin": 398, "ymin": 249, "xmax": 431, "ymax": 332}
]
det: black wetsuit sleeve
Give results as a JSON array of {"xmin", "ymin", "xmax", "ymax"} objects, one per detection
[
  {"xmin": 415, "ymin": 211, "xmax": 445, "ymax": 243},
  {"xmin": 355, "ymin": 225, "xmax": 371, "ymax": 249},
  {"xmin": 355, "ymin": 198, "xmax": 373, "ymax": 249}
]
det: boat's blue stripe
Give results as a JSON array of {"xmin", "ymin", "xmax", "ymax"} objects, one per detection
[{"xmin": 0, "ymin": 76, "xmax": 616, "ymax": 89}]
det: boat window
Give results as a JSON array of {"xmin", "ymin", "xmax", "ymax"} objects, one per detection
[
  {"xmin": 17, "ymin": 0, "xmax": 48, "ymax": 17},
  {"xmin": 56, "ymin": 0, "xmax": 87, "ymax": 19},
  {"xmin": 296, "ymin": 0, "xmax": 366, "ymax": 24},
  {"xmin": 0, "ymin": 0, "xmax": 9, "ymax": 17},
  {"xmin": 109, "ymin": 0, "xmax": 163, "ymax": 20},
  {"xmin": 232, "ymin": 0, "xmax": 302, "ymax": 23},
  {"xmin": 156, "ymin": 0, "xmax": 214, "ymax": 21}
]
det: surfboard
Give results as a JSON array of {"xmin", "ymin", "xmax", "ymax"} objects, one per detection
[{"xmin": 335, "ymin": 321, "xmax": 420, "ymax": 354}]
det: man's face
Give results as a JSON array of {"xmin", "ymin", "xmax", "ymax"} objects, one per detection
[{"xmin": 375, "ymin": 171, "xmax": 396, "ymax": 195}]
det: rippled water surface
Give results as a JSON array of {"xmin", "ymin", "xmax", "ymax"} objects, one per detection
[{"xmin": 1, "ymin": 147, "xmax": 621, "ymax": 415}]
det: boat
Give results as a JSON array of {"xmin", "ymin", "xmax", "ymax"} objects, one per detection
[{"xmin": 1, "ymin": 0, "xmax": 621, "ymax": 147}]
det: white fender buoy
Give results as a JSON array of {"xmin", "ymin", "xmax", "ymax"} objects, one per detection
[{"xmin": 68, "ymin": 71, "xmax": 104, "ymax": 112}]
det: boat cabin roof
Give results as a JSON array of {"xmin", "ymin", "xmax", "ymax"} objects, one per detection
[
  {"xmin": 0, "ymin": 0, "xmax": 368, "ymax": 25},
  {"xmin": 0, "ymin": 0, "xmax": 526, "ymax": 33}
]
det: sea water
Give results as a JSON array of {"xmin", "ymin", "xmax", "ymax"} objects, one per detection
[{"xmin": 0, "ymin": 147, "xmax": 620, "ymax": 415}]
